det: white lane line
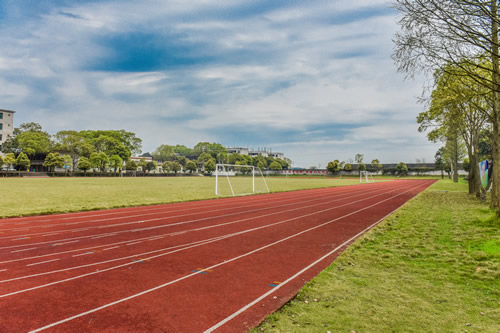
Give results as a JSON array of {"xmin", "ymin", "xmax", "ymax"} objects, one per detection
[
  {"xmin": 0, "ymin": 269, "xmax": 7, "ymax": 272},
  {"xmin": 126, "ymin": 241, "xmax": 142, "ymax": 246},
  {"xmin": 147, "ymin": 237, "xmax": 163, "ymax": 241},
  {"xmin": 102, "ymin": 246, "xmax": 120, "ymax": 251},
  {"xmin": 41, "ymin": 233, "xmax": 60, "ymax": 237},
  {"xmin": 91, "ymin": 234, "xmax": 116, "ymax": 239},
  {"xmin": 72, "ymin": 252, "xmax": 94, "ymax": 257},
  {"xmin": 26, "ymin": 259, "xmax": 59, "ymax": 267},
  {"xmin": 28, "ymin": 181, "xmax": 431, "ymax": 333},
  {"xmin": 11, "ymin": 247, "xmax": 38, "ymax": 253},
  {"xmin": 53, "ymin": 240, "xmax": 79, "ymax": 246},
  {"xmin": 204, "ymin": 207, "xmax": 402, "ymax": 333}
]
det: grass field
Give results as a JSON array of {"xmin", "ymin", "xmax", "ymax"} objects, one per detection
[
  {"xmin": 254, "ymin": 179, "xmax": 500, "ymax": 332},
  {"xmin": 0, "ymin": 176, "xmax": 367, "ymax": 218}
]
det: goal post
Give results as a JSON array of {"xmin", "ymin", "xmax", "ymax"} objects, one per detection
[
  {"xmin": 360, "ymin": 170, "xmax": 374, "ymax": 183},
  {"xmin": 215, "ymin": 164, "xmax": 270, "ymax": 196}
]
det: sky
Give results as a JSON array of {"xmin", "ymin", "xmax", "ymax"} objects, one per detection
[{"xmin": 0, "ymin": 0, "xmax": 440, "ymax": 167}]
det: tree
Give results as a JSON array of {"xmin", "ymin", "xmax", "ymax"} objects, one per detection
[
  {"xmin": 43, "ymin": 153, "xmax": 64, "ymax": 172},
  {"xmin": 358, "ymin": 163, "xmax": 366, "ymax": 173},
  {"xmin": 162, "ymin": 161, "xmax": 173, "ymax": 173},
  {"xmin": 197, "ymin": 152, "xmax": 213, "ymax": 165},
  {"xmin": 185, "ymin": 160, "xmax": 197, "ymax": 173},
  {"xmin": 204, "ymin": 159, "xmax": 216, "ymax": 173},
  {"xmin": 417, "ymin": 62, "xmax": 489, "ymax": 192},
  {"xmin": 3, "ymin": 153, "xmax": 16, "ymax": 170},
  {"xmin": 125, "ymin": 160, "xmax": 138, "ymax": 171},
  {"xmin": 276, "ymin": 158, "xmax": 289, "ymax": 169},
  {"xmin": 327, "ymin": 160, "xmax": 343, "ymax": 175},
  {"xmin": 89, "ymin": 152, "xmax": 109, "ymax": 172},
  {"xmin": 153, "ymin": 145, "xmax": 175, "ymax": 162},
  {"xmin": 193, "ymin": 142, "xmax": 227, "ymax": 159},
  {"xmin": 16, "ymin": 152, "xmax": 30, "ymax": 171},
  {"xmin": 54, "ymin": 131, "xmax": 94, "ymax": 170},
  {"xmin": 269, "ymin": 161, "xmax": 282, "ymax": 170},
  {"xmin": 79, "ymin": 130, "xmax": 142, "ymax": 155},
  {"xmin": 371, "ymin": 159, "xmax": 382, "ymax": 169},
  {"xmin": 344, "ymin": 163, "xmax": 352, "ymax": 171},
  {"xmin": 63, "ymin": 155, "xmax": 73, "ymax": 171},
  {"xmin": 0, "ymin": 155, "xmax": 3, "ymax": 169},
  {"xmin": 354, "ymin": 154, "xmax": 364, "ymax": 164},
  {"xmin": 77, "ymin": 157, "xmax": 92, "ymax": 173},
  {"xmin": 109, "ymin": 155, "xmax": 123, "ymax": 172},
  {"xmin": 395, "ymin": 162, "xmax": 408, "ymax": 176},
  {"xmin": 435, "ymin": 147, "xmax": 446, "ymax": 179},
  {"xmin": 175, "ymin": 155, "xmax": 187, "ymax": 167},
  {"xmin": 145, "ymin": 161, "xmax": 157, "ymax": 173},
  {"xmin": 172, "ymin": 161, "xmax": 182, "ymax": 174},
  {"xmin": 392, "ymin": 0, "xmax": 500, "ymax": 212}
]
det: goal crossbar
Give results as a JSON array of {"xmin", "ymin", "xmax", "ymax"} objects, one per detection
[{"xmin": 215, "ymin": 164, "xmax": 270, "ymax": 196}]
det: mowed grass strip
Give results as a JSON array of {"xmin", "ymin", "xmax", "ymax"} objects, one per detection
[
  {"xmin": 255, "ymin": 179, "xmax": 500, "ymax": 332},
  {"xmin": 0, "ymin": 176, "xmax": 363, "ymax": 218}
]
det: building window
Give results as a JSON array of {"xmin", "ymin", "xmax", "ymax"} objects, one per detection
[
  {"xmin": 0, "ymin": 134, "xmax": 2, "ymax": 141},
  {"xmin": 0, "ymin": 113, "xmax": 3, "ymax": 119},
  {"xmin": 0, "ymin": 123, "xmax": 2, "ymax": 130}
]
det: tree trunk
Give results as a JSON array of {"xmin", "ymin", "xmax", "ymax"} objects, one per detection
[
  {"xmin": 491, "ymin": 0, "xmax": 500, "ymax": 213},
  {"xmin": 473, "ymin": 135, "xmax": 481, "ymax": 198},
  {"xmin": 453, "ymin": 135, "xmax": 459, "ymax": 183},
  {"xmin": 466, "ymin": 144, "xmax": 474, "ymax": 194}
]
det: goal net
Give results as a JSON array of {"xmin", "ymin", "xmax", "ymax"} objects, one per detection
[
  {"xmin": 215, "ymin": 164, "xmax": 270, "ymax": 196},
  {"xmin": 360, "ymin": 171, "xmax": 374, "ymax": 183}
]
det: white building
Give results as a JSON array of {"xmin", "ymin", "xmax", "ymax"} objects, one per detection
[
  {"xmin": 227, "ymin": 147, "xmax": 249, "ymax": 155},
  {"xmin": 0, "ymin": 109, "xmax": 15, "ymax": 154}
]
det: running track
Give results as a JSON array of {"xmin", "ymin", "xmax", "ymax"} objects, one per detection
[{"xmin": 0, "ymin": 179, "xmax": 435, "ymax": 332}]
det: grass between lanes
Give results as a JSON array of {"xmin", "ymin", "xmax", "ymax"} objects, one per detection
[
  {"xmin": 254, "ymin": 179, "xmax": 500, "ymax": 332},
  {"xmin": 0, "ymin": 176, "xmax": 369, "ymax": 218}
]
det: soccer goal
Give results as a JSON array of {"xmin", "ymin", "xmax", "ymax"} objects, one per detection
[
  {"xmin": 360, "ymin": 171, "xmax": 375, "ymax": 183},
  {"xmin": 215, "ymin": 164, "xmax": 270, "ymax": 196}
]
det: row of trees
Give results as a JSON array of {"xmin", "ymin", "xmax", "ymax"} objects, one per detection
[
  {"xmin": 0, "ymin": 122, "xmax": 142, "ymax": 171},
  {"xmin": 0, "ymin": 123, "xmax": 290, "ymax": 173},
  {"xmin": 326, "ymin": 154, "xmax": 383, "ymax": 174},
  {"xmin": 392, "ymin": 0, "xmax": 500, "ymax": 211}
]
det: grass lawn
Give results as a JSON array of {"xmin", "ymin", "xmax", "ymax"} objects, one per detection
[
  {"xmin": 0, "ymin": 176, "xmax": 367, "ymax": 218},
  {"xmin": 254, "ymin": 179, "xmax": 500, "ymax": 332}
]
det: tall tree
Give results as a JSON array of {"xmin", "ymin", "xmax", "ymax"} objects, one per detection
[
  {"xmin": 417, "ymin": 63, "xmax": 489, "ymax": 190},
  {"xmin": 392, "ymin": 0, "xmax": 500, "ymax": 212}
]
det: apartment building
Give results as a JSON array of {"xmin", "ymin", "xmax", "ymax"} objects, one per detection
[{"xmin": 0, "ymin": 109, "xmax": 15, "ymax": 153}]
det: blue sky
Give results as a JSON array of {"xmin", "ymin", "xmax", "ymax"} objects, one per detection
[{"xmin": 0, "ymin": 0, "xmax": 439, "ymax": 167}]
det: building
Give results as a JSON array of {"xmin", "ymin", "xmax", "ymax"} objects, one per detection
[
  {"xmin": 0, "ymin": 109, "xmax": 15, "ymax": 154},
  {"xmin": 226, "ymin": 147, "xmax": 249, "ymax": 155}
]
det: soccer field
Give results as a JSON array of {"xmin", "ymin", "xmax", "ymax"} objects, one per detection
[{"xmin": 0, "ymin": 176, "xmax": 365, "ymax": 218}]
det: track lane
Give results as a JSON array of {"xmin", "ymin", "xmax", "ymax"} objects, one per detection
[
  {"xmin": 0, "ymin": 180, "xmax": 434, "ymax": 332},
  {"xmin": 0, "ymin": 182, "xmax": 411, "ymax": 289}
]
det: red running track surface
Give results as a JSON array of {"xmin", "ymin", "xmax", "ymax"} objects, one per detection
[{"xmin": 0, "ymin": 179, "xmax": 435, "ymax": 332}]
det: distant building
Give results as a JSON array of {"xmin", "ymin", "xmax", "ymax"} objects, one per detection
[
  {"xmin": 0, "ymin": 109, "xmax": 15, "ymax": 153},
  {"xmin": 227, "ymin": 147, "xmax": 249, "ymax": 155},
  {"xmin": 249, "ymin": 150, "xmax": 269, "ymax": 158}
]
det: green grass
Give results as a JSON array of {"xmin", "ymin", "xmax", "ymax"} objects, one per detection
[
  {"xmin": 0, "ymin": 176, "xmax": 366, "ymax": 218},
  {"xmin": 254, "ymin": 179, "xmax": 500, "ymax": 332}
]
